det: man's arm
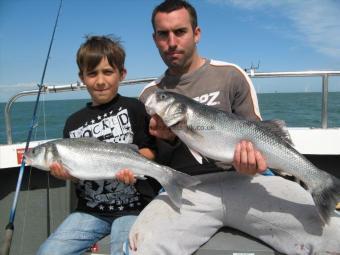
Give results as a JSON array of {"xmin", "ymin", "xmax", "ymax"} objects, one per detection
[
  {"xmin": 232, "ymin": 140, "xmax": 267, "ymax": 175},
  {"xmin": 231, "ymin": 68, "xmax": 267, "ymax": 175}
]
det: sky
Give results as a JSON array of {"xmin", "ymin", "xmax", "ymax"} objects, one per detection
[{"xmin": 1, "ymin": 0, "xmax": 340, "ymax": 102}]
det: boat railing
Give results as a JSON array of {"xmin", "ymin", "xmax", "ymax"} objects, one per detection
[{"xmin": 4, "ymin": 70, "xmax": 340, "ymax": 144}]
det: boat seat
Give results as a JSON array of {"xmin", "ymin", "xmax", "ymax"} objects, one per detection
[{"xmin": 83, "ymin": 227, "xmax": 282, "ymax": 255}]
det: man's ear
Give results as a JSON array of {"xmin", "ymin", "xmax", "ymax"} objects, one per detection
[
  {"xmin": 152, "ymin": 32, "xmax": 156, "ymax": 43},
  {"xmin": 194, "ymin": 26, "xmax": 201, "ymax": 44},
  {"xmin": 120, "ymin": 68, "xmax": 127, "ymax": 81}
]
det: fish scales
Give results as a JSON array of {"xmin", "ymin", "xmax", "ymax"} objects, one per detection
[
  {"xmin": 145, "ymin": 89, "xmax": 340, "ymax": 223},
  {"xmin": 25, "ymin": 137, "xmax": 201, "ymax": 208}
]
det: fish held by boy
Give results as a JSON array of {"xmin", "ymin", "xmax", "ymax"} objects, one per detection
[
  {"xmin": 145, "ymin": 89, "xmax": 340, "ymax": 223},
  {"xmin": 24, "ymin": 137, "xmax": 201, "ymax": 208}
]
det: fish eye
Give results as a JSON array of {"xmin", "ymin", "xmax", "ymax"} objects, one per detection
[{"xmin": 159, "ymin": 93, "xmax": 167, "ymax": 100}]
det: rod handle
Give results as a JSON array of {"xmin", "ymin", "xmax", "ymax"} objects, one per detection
[{"xmin": 1, "ymin": 223, "xmax": 14, "ymax": 255}]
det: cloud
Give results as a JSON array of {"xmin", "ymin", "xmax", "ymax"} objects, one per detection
[
  {"xmin": 207, "ymin": 0, "xmax": 340, "ymax": 58},
  {"xmin": 0, "ymin": 82, "xmax": 38, "ymax": 101}
]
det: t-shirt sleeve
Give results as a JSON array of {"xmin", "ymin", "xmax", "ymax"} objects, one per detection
[
  {"xmin": 63, "ymin": 118, "xmax": 71, "ymax": 138},
  {"xmin": 132, "ymin": 101, "xmax": 156, "ymax": 151},
  {"xmin": 231, "ymin": 70, "xmax": 261, "ymax": 121}
]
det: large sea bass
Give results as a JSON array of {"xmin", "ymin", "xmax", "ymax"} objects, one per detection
[
  {"xmin": 25, "ymin": 137, "xmax": 201, "ymax": 208},
  {"xmin": 145, "ymin": 90, "xmax": 340, "ymax": 223}
]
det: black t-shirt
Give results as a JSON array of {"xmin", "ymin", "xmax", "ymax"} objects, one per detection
[{"xmin": 63, "ymin": 94, "xmax": 159, "ymax": 217}]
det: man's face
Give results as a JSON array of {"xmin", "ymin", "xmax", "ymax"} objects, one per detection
[{"xmin": 153, "ymin": 8, "xmax": 200, "ymax": 75}]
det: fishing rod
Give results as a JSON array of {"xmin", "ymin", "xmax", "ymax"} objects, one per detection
[{"xmin": 1, "ymin": 1, "xmax": 63, "ymax": 254}]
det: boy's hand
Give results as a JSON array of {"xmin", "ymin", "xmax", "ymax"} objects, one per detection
[
  {"xmin": 149, "ymin": 114, "xmax": 176, "ymax": 142},
  {"xmin": 116, "ymin": 169, "xmax": 136, "ymax": 185},
  {"xmin": 233, "ymin": 140, "xmax": 267, "ymax": 175},
  {"xmin": 49, "ymin": 162, "xmax": 78, "ymax": 182}
]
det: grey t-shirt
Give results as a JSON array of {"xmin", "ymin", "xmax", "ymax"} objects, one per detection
[{"xmin": 140, "ymin": 59, "xmax": 261, "ymax": 175}]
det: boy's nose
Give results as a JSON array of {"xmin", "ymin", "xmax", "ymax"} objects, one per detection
[{"xmin": 96, "ymin": 74, "xmax": 106, "ymax": 86}]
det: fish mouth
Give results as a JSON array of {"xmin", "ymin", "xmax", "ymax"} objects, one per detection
[{"xmin": 24, "ymin": 154, "xmax": 32, "ymax": 165}]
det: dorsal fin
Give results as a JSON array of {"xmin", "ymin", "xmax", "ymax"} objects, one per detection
[
  {"xmin": 259, "ymin": 119, "xmax": 293, "ymax": 145},
  {"xmin": 125, "ymin": 143, "xmax": 139, "ymax": 152}
]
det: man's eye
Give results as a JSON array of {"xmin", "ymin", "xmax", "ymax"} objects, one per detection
[
  {"xmin": 157, "ymin": 31, "xmax": 168, "ymax": 39},
  {"xmin": 174, "ymin": 29, "xmax": 186, "ymax": 36}
]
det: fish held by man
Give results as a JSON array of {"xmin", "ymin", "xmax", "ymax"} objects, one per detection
[
  {"xmin": 145, "ymin": 89, "xmax": 340, "ymax": 223},
  {"xmin": 24, "ymin": 137, "xmax": 201, "ymax": 208}
]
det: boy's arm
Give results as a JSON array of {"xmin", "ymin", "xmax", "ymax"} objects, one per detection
[
  {"xmin": 49, "ymin": 162, "xmax": 79, "ymax": 182},
  {"xmin": 115, "ymin": 148, "xmax": 156, "ymax": 185},
  {"xmin": 139, "ymin": 147, "xmax": 156, "ymax": 160}
]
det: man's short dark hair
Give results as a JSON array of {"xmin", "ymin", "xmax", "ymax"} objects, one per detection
[{"xmin": 151, "ymin": 0, "xmax": 198, "ymax": 31}]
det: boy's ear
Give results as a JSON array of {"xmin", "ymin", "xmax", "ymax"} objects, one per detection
[
  {"xmin": 120, "ymin": 68, "xmax": 127, "ymax": 81},
  {"xmin": 79, "ymin": 73, "xmax": 84, "ymax": 83}
]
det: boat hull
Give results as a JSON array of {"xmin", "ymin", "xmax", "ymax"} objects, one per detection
[{"xmin": 1, "ymin": 154, "xmax": 339, "ymax": 255}]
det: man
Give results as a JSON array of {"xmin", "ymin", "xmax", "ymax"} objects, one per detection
[{"xmin": 127, "ymin": 1, "xmax": 340, "ymax": 254}]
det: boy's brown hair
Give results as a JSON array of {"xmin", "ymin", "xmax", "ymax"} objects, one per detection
[{"xmin": 76, "ymin": 35, "xmax": 125, "ymax": 76}]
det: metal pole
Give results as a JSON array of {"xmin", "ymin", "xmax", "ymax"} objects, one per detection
[
  {"xmin": 321, "ymin": 74, "xmax": 329, "ymax": 128},
  {"xmin": 1, "ymin": 1, "xmax": 63, "ymax": 254}
]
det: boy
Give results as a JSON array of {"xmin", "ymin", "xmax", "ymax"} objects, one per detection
[{"xmin": 37, "ymin": 35, "xmax": 158, "ymax": 255}]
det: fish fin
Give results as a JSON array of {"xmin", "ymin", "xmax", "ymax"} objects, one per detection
[
  {"xmin": 175, "ymin": 123, "xmax": 206, "ymax": 164},
  {"xmin": 134, "ymin": 174, "xmax": 147, "ymax": 180},
  {"xmin": 213, "ymin": 161, "xmax": 233, "ymax": 170},
  {"xmin": 188, "ymin": 148, "xmax": 203, "ymax": 164},
  {"xmin": 310, "ymin": 175, "xmax": 340, "ymax": 224},
  {"xmin": 159, "ymin": 167, "xmax": 201, "ymax": 208},
  {"xmin": 59, "ymin": 161, "xmax": 76, "ymax": 178},
  {"xmin": 125, "ymin": 144, "xmax": 139, "ymax": 152},
  {"xmin": 75, "ymin": 137, "xmax": 100, "ymax": 143},
  {"xmin": 259, "ymin": 119, "xmax": 293, "ymax": 146},
  {"xmin": 161, "ymin": 182, "xmax": 183, "ymax": 208}
]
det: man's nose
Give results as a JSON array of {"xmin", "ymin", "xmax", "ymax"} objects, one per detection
[{"xmin": 168, "ymin": 32, "xmax": 177, "ymax": 48}]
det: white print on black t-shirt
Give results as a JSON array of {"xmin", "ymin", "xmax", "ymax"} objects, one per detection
[
  {"xmin": 78, "ymin": 180, "xmax": 141, "ymax": 210},
  {"xmin": 194, "ymin": 91, "xmax": 220, "ymax": 106},
  {"xmin": 69, "ymin": 107, "xmax": 141, "ymax": 211},
  {"xmin": 69, "ymin": 108, "xmax": 133, "ymax": 143}
]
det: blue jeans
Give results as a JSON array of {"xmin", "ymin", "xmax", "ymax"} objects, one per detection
[{"xmin": 36, "ymin": 212, "xmax": 136, "ymax": 255}]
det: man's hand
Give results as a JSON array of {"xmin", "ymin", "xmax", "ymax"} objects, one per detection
[
  {"xmin": 49, "ymin": 162, "xmax": 78, "ymax": 182},
  {"xmin": 115, "ymin": 169, "xmax": 136, "ymax": 185},
  {"xmin": 233, "ymin": 140, "xmax": 267, "ymax": 175},
  {"xmin": 149, "ymin": 114, "xmax": 176, "ymax": 142}
]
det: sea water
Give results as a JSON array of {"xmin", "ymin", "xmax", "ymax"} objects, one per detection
[{"xmin": 1, "ymin": 92, "xmax": 340, "ymax": 144}]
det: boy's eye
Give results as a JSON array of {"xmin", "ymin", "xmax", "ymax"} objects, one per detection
[
  {"xmin": 86, "ymin": 71, "xmax": 97, "ymax": 77},
  {"xmin": 104, "ymin": 70, "xmax": 114, "ymax": 75}
]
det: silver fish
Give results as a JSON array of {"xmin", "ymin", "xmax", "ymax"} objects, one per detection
[
  {"xmin": 24, "ymin": 137, "xmax": 201, "ymax": 208},
  {"xmin": 145, "ymin": 89, "xmax": 340, "ymax": 223}
]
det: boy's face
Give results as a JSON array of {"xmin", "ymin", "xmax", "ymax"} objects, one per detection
[{"xmin": 80, "ymin": 57, "xmax": 126, "ymax": 106}]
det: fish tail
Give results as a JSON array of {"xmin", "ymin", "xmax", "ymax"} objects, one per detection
[
  {"xmin": 160, "ymin": 167, "xmax": 201, "ymax": 208},
  {"xmin": 161, "ymin": 182, "xmax": 183, "ymax": 208},
  {"xmin": 311, "ymin": 175, "xmax": 340, "ymax": 224}
]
